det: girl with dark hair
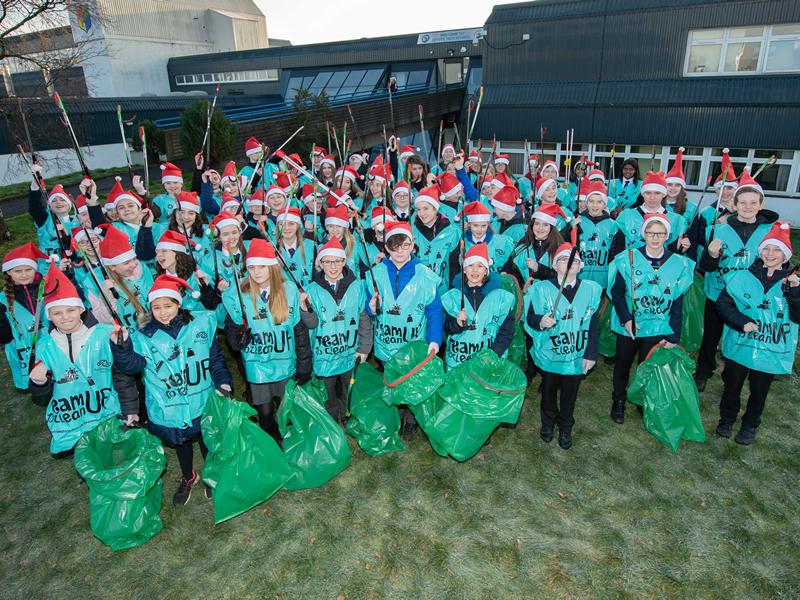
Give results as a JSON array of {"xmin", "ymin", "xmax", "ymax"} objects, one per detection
[{"xmin": 612, "ymin": 158, "xmax": 642, "ymax": 210}]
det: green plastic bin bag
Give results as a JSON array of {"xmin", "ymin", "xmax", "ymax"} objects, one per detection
[
  {"xmin": 598, "ymin": 298, "xmax": 616, "ymax": 358},
  {"xmin": 345, "ymin": 362, "xmax": 405, "ymax": 456},
  {"xmin": 679, "ymin": 273, "xmax": 705, "ymax": 352},
  {"xmin": 278, "ymin": 378, "xmax": 351, "ymax": 490},
  {"xmin": 628, "ymin": 344, "xmax": 706, "ymax": 453},
  {"xmin": 202, "ymin": 391, "xmax": 294, "ymax": 524},
  {"xmin": 74, "ymin": 418, "xmax": 166, "ymax": 551},
  {"xmin": 382, "ymin": 340, "xmax": 445, "ymax": 407},
  {"xmin": 412, "ymin": 349, "xmax": 528, "ymax": 461}
]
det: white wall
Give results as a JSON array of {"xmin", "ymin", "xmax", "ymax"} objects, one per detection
[{"xmin": 0, "ymin": 143, "xmax": 129, "ymax": 185}]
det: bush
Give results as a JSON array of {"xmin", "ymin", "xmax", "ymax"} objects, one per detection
[
  {"xmin": 286, "ymin": 88, "xmax": 332, "ymax": 158},
  {"xmin": 130, "ymin": 120, "xmax": 165, "ymax": 162},
  {"xmin": 178, "ymin": 99, "xmax": 236, "ymax": 165}
]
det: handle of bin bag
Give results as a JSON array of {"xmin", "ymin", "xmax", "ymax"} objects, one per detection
[
  {"xmin": 383, "ymin": 350, "xmax": 436, "ymax": 388},
  {"xmin": 467, "ymin": 370, "xmax": 528, "ymax": 395},
  {"xmin": 643, "ymin": 340, "xmax": 687, "ymax": 362}
]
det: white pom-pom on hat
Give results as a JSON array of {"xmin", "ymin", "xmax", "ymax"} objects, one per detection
[
  {"xmin": 679, "ymin": 147, "xmax": 685, "ymax": 152},
  {"xmin": 723, "ymin": 147, "xmax": 730, "ymax": 153},
  {"xmin": 49, "ymin": 254, "xmax": 60, "ymax": 262},
  {"xmin": 160, "ymin": 164, "xmax": 166, "ymax": 171},
  {"xmin": 781, "ymin": 223, "xmax": 790, "ymax": 230},
  {"xmin": 114, "ymin": 175, "xmax": 122, "ymax": 182}
]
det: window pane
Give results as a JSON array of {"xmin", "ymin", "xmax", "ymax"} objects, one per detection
[
  {"xmin": 712, "ymin": 147, "xmax": 749, "ymax": 157},
  {"xmin": 286, "ymin": 76, "xmax": 303, "ymax": 100},
  {"xmin": 688, "ymin": 44, "xmax": 721, "ymax": 73},
  {"xmin": 754, "ymin": 149, "xmax": 793, "ymax": 160},
  {"xmin": 393, "ymin": 72, "xmax": 409, "ymax": 88},
  {"xmin": 692, "ymin": 29, "xmax": 723, "ymax": 41},
  {"xmin": 766, "ymin": 39, "xmax": 800, "ymax": 71},
  {"xmin": 267, "ymin": 69, "xmax": 279, "ymax": 80},
  {"xmin": 772, "ymin": 23, "xmax": 800, "ymax": 36},
  {"xmin": 339, "ymin": 70, "xmax": 366, "ymax": 95},
  {"xmin": 729, "ymin": 26, "xmax": 764, "ymax": 39},
  {"xmin": 408, "ymin": 69, "xmax": 429, "ymax": 86},
  {"xmin": 758, "ymin": 163, "xmax": 790, "ymax": 192},
  {"xmin": 175, "ymin": 75, "xmax": 184, "ymax": 84},
  {"xmin": 669, "ymin": 146, "xmax": 703, "ymax": 155},
  {"xmin": 357, "ymin": 68, "xmax": 383, "ymax": 92},
  {"xmin": 683, "ymin": 160, "xmax": 701, "ymax": 186},
  {"xmin": 723, "ymin": 42, "xmax": 760, "ymax": 71},
  {"xmin": 324, "ymin": 70, "xmax": 347, "ymax": 96},
  {"xmin": 444, "ymin": 61, "xmax": 462, "ymax": 84},
  {"xmin": 309, "ymin": 71, "xmax": 332, "ymax": 93}
]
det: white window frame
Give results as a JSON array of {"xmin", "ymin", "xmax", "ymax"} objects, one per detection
[{"xmin": 683, "ymin": 24, "xmax": 800, "ymax": 76}]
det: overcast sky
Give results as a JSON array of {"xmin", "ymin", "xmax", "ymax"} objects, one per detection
[{"xmin": 257, "ymin": 0, "xmax": 513, "ymax": 45}]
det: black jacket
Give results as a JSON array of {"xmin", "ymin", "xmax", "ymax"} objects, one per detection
[
  {"xmin": 698, "ymin": 210, "xmax": 779, "ymax": 273},
  {"xmin": 0, "ymin": 276, "xmax": 42, "ymax": 344}
]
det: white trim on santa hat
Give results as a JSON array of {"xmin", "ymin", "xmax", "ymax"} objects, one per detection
[
  {"xmin": 155, "ymin": 241, "xmax": 188, "ymax": 254},
  {"xmin": 554, "ymin": 246, "xmax": 582, "ymax": 264},
  {"xmin": 320, "ymin": 156, "xmax": 335, "ymax": 168},
  {"xmin": 114, "ymin": 193, "xmax": 142, "ymax": 207},
  {"xmin": 414, "ymin": 193, "xmax": 440, "ymax": 211},
  {"xmin": 536, "ymin": 178, "xmax": 557, "ymax": 199},
  {"xmin": 495, "ymin": 157, "xmax": 510, "ymax": 165},
  {"xmin": 441, "ymin": 183, "xmax": 463, "ymax": 198},
  {"xmin": 758, "ymin": 223, "xmax": 792, "ymax": 260},
  {"xmin": 245, "ymin": 255, "xmax": 279, "ymax": 267},
  {"xmin": 148, "ymin": 288, "xmax": 183, "ymax": 303},
  {"xmin": 384, "ymin": 224, "xmax": 413, "ymax": 241},
  {"xmin": 335, "ymin": 168, "xmax": 357, "ymax": 182},
  {"xmin": 464, "ymin": 254, "xmax": 490, "ymax": 270},
  {"xmin": 665, "ymin": 175, "xmax": 686, "ymax": 186},
  {"xmin": 641, "ymin": 182, "xmax": 667, "ymax": 195},
  {"xmin": 101, "ymin": 248, "xmax": 137, "ymax": 266},
  {"xmin": 641, "ymin": 214, "xmax": 672, "ymax": 237},
  {"xmin": 47, "ymin": 192, "xmax": 71, "ymax": 205},
  {"xmin": 213, "ymin": 216, "xmax": 241, "ymax": 232},
  {"xmin": 161, "ymin": 175, "xmax": 182, "ymax": 184},
  {"xmin": 466, "ymin": 212, "xmax": 491, "ymax": 223},
  {"xmin": 317, "ymin": 245, "xmax": 347, "ymax": 262},
  {"xmin": 490, "ymin": 178, "xmax": 506, "ymax": 190},
  {"xmin": 179, "ymin": 200, "xmax": 200, "ymax": 213},
  {"xmin": 45, "ymin": 297, "xmax": 84, "ymax": 312},
  {"xmin": 325, "ymin": 216, "xmax": 350, "ymax": 229},
  {"xmin": 3, "ymin": 257, "xmax": 37, "ymax": 271},
  {"xmin": 276, "ymin": 212, "xmax": 302, "ymax": 226},
  {"xmin": 245, "ymin": 145, "xmax": 262, "ymax": 157}
]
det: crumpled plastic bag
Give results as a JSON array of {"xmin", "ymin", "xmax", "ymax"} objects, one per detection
[{"xmin": 345, "ymin": 362, "xmax": 405, "ymax": 456}]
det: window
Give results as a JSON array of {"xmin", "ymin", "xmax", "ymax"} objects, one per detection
[
  {"xmin": 174, "ymin": 69, "xmax": 279, "ymax": 86},
  {"xmin": 339, "ymin": 70, "xmax": 367, "ymax": 96},
  {"xmin": 685, "ymin": 24, "xmax": 800, "ymax": 75}
]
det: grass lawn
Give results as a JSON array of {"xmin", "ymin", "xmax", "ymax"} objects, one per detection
[{"xmin": 0, "ymin": 218, "xmax": 798, "ymax": 598}]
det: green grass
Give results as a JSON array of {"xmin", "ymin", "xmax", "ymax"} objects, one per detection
[
  {"xmin": 0, "ymin": 221, "xmax": 799, "ymax": 599},
  {"xmin": 0, "ymin": 166, "xmax": 143, "ymax": 202}
]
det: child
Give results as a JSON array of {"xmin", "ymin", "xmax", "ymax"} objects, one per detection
[
  {"xmin": 276, "ymin": 207, "xmax": 315, "ymax": 287},
  {"xmin": 442, "ymin": 243, "xmax": 515, "ymax": 368},
  {"xmin": 0, "ymin": 243, "xmax": 50, "ymax": 389},
  {"xmin": 301, "ymin": 237, "xmax": 373, "ymax": 422},
  {"xmin": 571, "ymin": 182, "xmax": 618, "ymax": 286},
  {"xmin": 151, "ymin": 162, "xmax": 183, "ymax": 223},
  {"xmin": 525, "ymin": 243, "xmax": 601, "ymax": 449},
  {"xmin": 411, "ymin": 186, "xmax": 459, "ymax": 294},
  {"xmin": 222, "ymin": 239, "xmax": 310, "ymax": 441},
  {"xmin": 607, "ymin": 214, "xmax": 695, "ymax": 424},
  {"xmin": 715, "ymin": 222, "xmax": 800, "ymax": 444},
  {"xmin": 461, "ymin": 201, "xmax": 515, "ymax": 274},
  {"xmin": 112, "ymin": 274, "xmax": 232, "ymax": 505},
  {"xmin": 511, "ymin": 203, "xmax": 565, "ymax": 288},
  {"xmin": 29, "ymin": 266, "xmax": 129, "ymax": 455}
]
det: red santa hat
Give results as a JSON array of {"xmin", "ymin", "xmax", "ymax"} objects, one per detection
[
  {"xmin": 148, "ymin": 274, "xmax": 198, "ymax": 304},
  {"xmin": 247, "ymin": 188, "xmax": 266, "ymax": 208},
  {"xmin": 494, "ymin": 153, "xmax": 510, "ymax": 166},
  {"xmin": 535, "ymin": 177, "xmax": 558, "ymax": 200},
  {"xmin": 491, "ymin": 172, "xmax": 513, "ymax": 190},
  {"xmin": 335, "ymin": 165, "xmax": 359, "ymax": 183},
  {"xmin": 177, "ymin": 190, "xmax": 200, "ymax": 213},
  {"xmin": 244, "ymin": 137, "xmax": 263, "ymax": 157},
  {"xmin": 74, "ymin": 194, "xmax": 88, "ymax": 214},
  {"xmin": 210, "ymin": 211, "xmax": 241, "ymax": 235},
  {"xmin": 265, "ymin": 184, "xmax": 287, "ymax": 200},
  {"xmin": 286, "ymin": 153, "xmax": 304, "ymax": 168},
  {"xmin": 274, "ymin": 172, "xmax": 296, "ymax": 193},
  {"xmin": 641, "ymin": 213, "xmax": 672, "ymax": 238},
  {"xmin": 43, "ymin": 264, "xmax": 83, "ymax": 313},
  {"xmin": 528, "ymin": 153, "xmax": 540, "ymax": 164},
  {"xmin": 584, "ymin": 181, "xmax": 609, "ymax": 205},
  {"xmin": 666, "ymin": 147, "xmax": 686, "ymax": 187},
  {"xmin": 276, "ymin": 206, "xmax": 303, "ymax": 226},
  {"xmin": 107, "ymin": 177, "xmax": 142, "ymax": 208},
  {"xmin": 349, "ymin": 151, "xmax": 366, "ymax": 165},
  {"xmin": 219, "ymin": 161, "xmax": 238, "ymax": 187},
  {"xmin": 540, "ymin": 159, "xmax": 559, "ymax": 174},
  {"xmin": 492, "ymin": 185, "xmax": 521, "ymax": 212},
  {"xmin": 400, "ymin": 145, "xmax": 417, "ymax": 160},
  {"xmin": 715, "ymin": 148, "xmax": 738, "ymax": 189},
  {"xmin": 245, "ymin": 238, "xmax": 279, "ymax": 267},
  {"xmin": 99, "ymin": 225, "xmax": 137, "ymax": 266},
  {"xmin": 301, "ymin": 183, "xmax": 317, "ymax": 204},
  {"xmin": 156, "ymin": 230, "xmax": 191, "ymax": 254},
  {"xmin": 371, "ymin": 206, "xmax": 396, "ymax": 230},
  {"xmin": 220, "ymin": 193, "xmax": 241, "ymax": 213},
  {"xmin": 368, "ymin": 162, "xmax": 392, "ymax": 184},
  {"xmin": 532, "ymin": 203, "xmax": 566, "ymax": 226},
  {"xmin": 441, "ymin": 143, "xmax": 455, "ymax": 156},
  {"xmin": 313, "ymin": 145, "xmax": 327, "ymax": 157},
  {"xmin": 391, "ymin": 180, "xmax": 411, "ymax": 199},
  {"xmin": 320, "ymin": 154, "xmax": 336, "ymax": 168},
  {"xmin": 384, "ymin": 221, "xmax": 413, "ymax": 242},
  {"xmin": 736, "ymin": 167, "xmax": 764, "ymax": 196},
  {"xmin": 552, "ymin": 242, "xmax": 580, "ymax": 265},
  {"xmin": 47, "ymin": 184, "xmax": 72, "ymax": 205},
  {"xmin": 460, "ymin": 201, "xmax": 492, "ymax": 223},
  {"xmin": 325, "ymin": 205, "xmax": 350, "ymax": 229},
  {"xmin": 70, "ymin": 224, "xmax": 101, "ymax": 249},
  {"xmin": 576, "ymin": 178, "xmax": 594, "ymax": 201},
  {"xmin": 587, "ymin": 168, "xmax": 605, "ymax": 182},
  {"xmin": 160, "ymin": 162, "xmax": 183, "ymax": 185},
  {"xmin": 467, "ymin": 150, "xmax": 481, "ymax": 163},
  {"xmin": 641, "ymin": 171, "xmax": 668, "ymax": 195},
  {"xmin": 3, "ymin": 242, "xmax": 49, "ymax": 272},
  {"xmin": 439, "ymin": 173, "xmax": 463, "ymax": 198},
  {"xmin": 758, "ymin": 222, "xmax": 792, "ymax": 260},
  {"xmin": 414, "ymin": 185, "xmax": 441, "ymax": 211},
  {"xmin": 326, "ymin": 190, "xmax": 351, "ymax": 208},
  {"xmin": 463, "ymin": 243, "xmax": 491, "ymax": 270},
  {"xmin": 317, "ymin": 236, "xmax": 347, "ymax": 262}
]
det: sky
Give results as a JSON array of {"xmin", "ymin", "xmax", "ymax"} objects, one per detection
[{"xmin": 257, "ymin": 0, "xmax": 514, "ymax": 45}]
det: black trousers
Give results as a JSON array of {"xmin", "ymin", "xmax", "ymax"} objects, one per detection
[
  {"xmin": 719, "ymin": 359, "xmax": 775, "ymax": 429},
  {"xmin": 696, "ymin": 299, "xmax": 723, "ymax": 380},
  {"xmin": 175, "ymin": 437, "xmax": 208, "ymax": 480},
  {"xmin": 611, "ymin": 334, "xmax": 663, "ymax": 404},
  {"xmin": 540, "ymin": 371, "xmax": 582, "ymax": 430},
  {"xmin": 319, "ymin": 369, "xmax": 353, "ymax": 423}
]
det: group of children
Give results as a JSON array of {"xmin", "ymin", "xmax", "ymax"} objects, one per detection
[{"xmin": 4, "ymin": 135, "xmax": 798, "ymax": 505}]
